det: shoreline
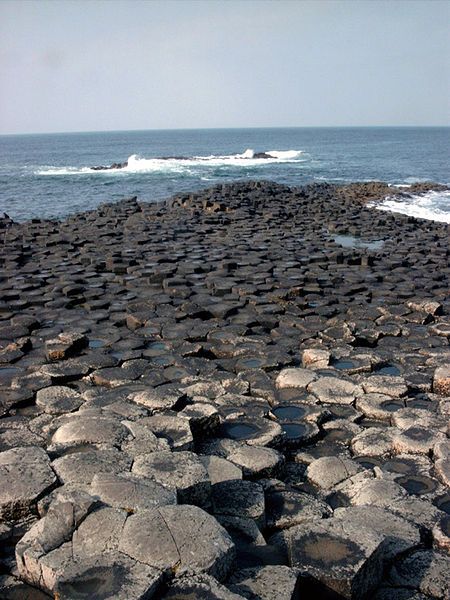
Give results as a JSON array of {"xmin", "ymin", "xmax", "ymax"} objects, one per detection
[{"xmin": 0, "ymin": 181, "xmax": 449, "ymax": 598}]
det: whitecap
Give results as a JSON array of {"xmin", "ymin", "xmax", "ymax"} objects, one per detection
[
  {"xmin": 373, "ymin": 190, "xmax": 450, "ymax": 224},
  {"xmin": 34, "ymin": 148, "xmax": 306, "ymax": 176}
]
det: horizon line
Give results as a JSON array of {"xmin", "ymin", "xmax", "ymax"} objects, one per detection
[{"xmin": 1, "ymin": 124, "xmax": 449, "ymax": 137}]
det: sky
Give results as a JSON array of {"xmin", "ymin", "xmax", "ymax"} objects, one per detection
[{"xmin": 0, "ymin": 0, "xmax": 449, "ymax": 134}]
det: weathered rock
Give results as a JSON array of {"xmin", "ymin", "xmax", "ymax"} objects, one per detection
[
  {"xmin": 275, "ymin": 368, "xmax": 316, "ymax": 390},
  {"xmin": 388, "ymin": 550, "xmax": 450, "ymax": 600},
  {"xmin": 212, "ymin": 480, "xmax": 266, "ymax": 528},
  {"xmin": 274, "ymin": 517, "xmax": 388, "ymax": 599},
  {"xmin": 90, "ymin": 472, "xmax": 177, "ymax": 512},
  {"xmin": 306, "ymin": 456, "xmax": 363, "ymax": 490},
  {"xmin": 266, "ymin": 488, "xmax": 331, "ymax": 530},
  {"xmin": 52, "ymin": 448, "xmax": 132, "ymax": 485},
  {"xmin": 119, "ymin": 505, "xmax": 235, "ymax": 580},
  {"xmin": 228, "ymin": 565, "xmax": 301, "ymax": 600},
  {"xmin": 199, "ymin": 455, "xmax": 243, "ymax": 484},
  {"xmin": 36, "ymin": 385, "xmax": 84, "ymax": 414},
  {"xmin": 308, "ymin": 377, "xmax": 362, "ymax": 405},
  {"xmin": 163, "ymin": 573, "xmax": 244, "ymax": 599},
  {"xmin": 0, "ymin": 446, "xmax": 56, "ymax": 520},
  {"xmin": 132, "ymin": 451, "xmax": 210, "ymax": 506}
]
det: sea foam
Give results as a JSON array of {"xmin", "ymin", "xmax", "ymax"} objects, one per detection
[
  {"xmin": 374, "ymin": 190, "xmax": 450, "ymax": 224},
  {"xmin": 35, "ymin": 149, "xmax": 305, "ymax": 176}
]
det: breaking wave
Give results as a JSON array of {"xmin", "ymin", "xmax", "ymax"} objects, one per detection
[
  {"xmin": 35, "ymin": 149, "xmax": 305, "ymax": 176},
  {"xmin": 374, "ymin": 190, "xmax": 450, "ymax": 224}
]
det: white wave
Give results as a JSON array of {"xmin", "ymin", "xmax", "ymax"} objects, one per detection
[
  {"xmin": 34, "ymin": 149, "xmax": 305, "ymax": 176},
  {"xmin": 374, "ymin": 190, "xmax": 450, "ymax": 224}
]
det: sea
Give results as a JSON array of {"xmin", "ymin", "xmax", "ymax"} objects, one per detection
[{"xmin": 0, "ymin": 127, "xmax": 449, "ymax": 223}]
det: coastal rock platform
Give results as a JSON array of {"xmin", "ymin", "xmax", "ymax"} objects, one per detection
[{"xmin": 0, "ymin": 181, "xmax": 449, "ymax": 599}]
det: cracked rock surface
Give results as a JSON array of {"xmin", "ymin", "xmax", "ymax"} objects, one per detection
[{"xmin": 0, "ymin": 181, "xmax": 449, "ymax": 599}]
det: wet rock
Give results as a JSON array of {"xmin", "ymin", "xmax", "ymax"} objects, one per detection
[
  {"xmin": 221, "ymin": 416, "xmax": 284, "ymax": 447},
  {"xmin": 132, "ymin": 450, "xmax": 210, "ymax": 506},
  {"xmin": 54, "ymin": 553, "xmax": 164, "ymax": 600},
  {"xmin": 275, "ymin": 517, "xmax": 388, "ymax": 599},
  {"xmin": 0, "ymin": 446, "xmax": 56, "ymax": 520},
  {"xmin": 334, "ymin": 505, "xmax": 421, "ymax": 560}
]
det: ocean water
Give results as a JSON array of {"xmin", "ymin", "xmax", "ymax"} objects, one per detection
[{"xmin": 0, "ymin": 127, "xmax": 449, "ymax": 222}]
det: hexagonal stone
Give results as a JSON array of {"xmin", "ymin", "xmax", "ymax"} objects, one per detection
[
  {"xmin": 227, "ymin": 445, "xmax": 284, "ymax": 478},
  {"xmin": 51, "ymin": 415, "xmax": 130, "ymax": 450},
  {"xmin": 355, "ymin": 393, "xmax": 405, "ymax": 421},
  {"xmin": 391, "ymin": 408, "xmax": 447, "ymax": 432},
  {"xmin": 90, "ymin": 472, "xmax": 177, "ymax": 512},
  {"xmin": 0, "ymin": 446, "xmax": 56, "ymax": 520},
  {"xmin": 163, "ymin": 573, "xmax": 244, "ymax": 599},
  {"xmin": 138, "ymin": 414, "xmax": 193, "ymax": 451},
  {"xmin": 275, "ymin": 368, "xmax": 316, "ymax": 389},
  {"xmin": 52, "ymin": 448, "xmax": 132, "ymax": 485},
  {"xmin": 277, "ymin": 518, "xmax": 388, "ymax": 599},
  {"xmin": 211, "ymin": 480, "xmax": 265, "ymax": 528},
  {"xmin": 130, "ymin": 387, "xmax": 182, "ymax": 412},
  {"xmin": 266, "ymin": 489, "xmax": 331, "ymax": 530},
  {"xmin": 334, "ymin": 506, "xmax": 421, "ymax": 561},
  {"xmin": 393, "ymin": 427, "xmax": 445, "ymax": 455},
  {"xmin": 306, "ymin": 456, "xmax": 363, "ymax": 490},
  {"xmin": 221, "ymin": 417, "xmax": 283, "ymax": 447},
  {"xmin": 72, "ymin": 506, "xmax": 128, "ymax": 557},
  {"xmin": 228, "ymin": 565, "xmax": 301, "ymax": 600},
  {"xmin": 308, "ymin": 377, "xmax": 363, "ymax": 405},
  {"xmin": 435, "ymin": 457, "xmax": 450, "ymax": 487},
  {"xmin": 45, "ymin": 332, "xmax": 88, "ymax": 361},
  {"xmin": 349, "ymin": 479, "xmax": 408, "ymax": 508},
  {"xmin": 119, "ymin": 505, "xmax": 235, "ymax": 580},
  {"xmin": 433, "ymin": 366, "xmax": 450, "ymax": 396},
  {"xmin": 199, "ymin": 455, "xmax": 243, "ymax": 485},
  {"xmin": 54, "ymin": 553, "xmax": 164, "ymax": 600},
  {"xmin": 35, "ymin": 385, "xmax": 84, "ymax": 414},
  {"xmin": 388, "ymin": 550, "xmax": 449, "ymax": 600},
  {"xmin": 132, "ymin": 451, "xmax": 210, "ymax": 506},
  {"xmin": 351, "ymin": 427, "xmax": 396, "ymax": 457},
  {"xmin": 302, "ymin": 348, "xmax": 330, "ymax": 370},
  {"xmin": 362, "ymin": 375, "xmax": 408, "ymax": 398}
]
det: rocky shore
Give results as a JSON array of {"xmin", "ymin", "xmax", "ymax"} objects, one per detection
[{"xmin": 0, "ymin": 180, "xmax": 449, "ymax": 599}]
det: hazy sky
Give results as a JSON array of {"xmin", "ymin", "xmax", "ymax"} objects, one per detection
[{"xmin": 1, "ymin": 0, "xmax": 449, "ymax": 134}]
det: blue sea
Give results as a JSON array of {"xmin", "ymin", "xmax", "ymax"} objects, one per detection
[{"xmin": 0, "ymin": 127, "xmax": 449, "ymax": 222}]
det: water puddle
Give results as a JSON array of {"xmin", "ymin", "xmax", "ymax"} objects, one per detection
[
  {"xmin": 375, "ymin": 364, "xmax": 401, "ymax": 376},
  {"xmin": 332, "ymin": 234, "xmax": 384, "ymax": 250},
  {"xmin": 222, "ymin": 421, "xmax": 259, "ymax": 440},
  {"xmin": 271, "ymin": 405, "xmax": 308, "ymax": 421},
  {"xmin": 396, "ymin": 475, "xmax": 437, "ymax": 495}
]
